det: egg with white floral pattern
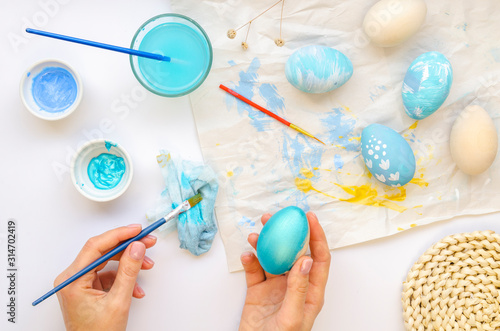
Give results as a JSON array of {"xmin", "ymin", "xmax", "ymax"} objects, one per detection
[{"xmin": 361, "ymin": 124, "xmax": 416, "ymax": 187}]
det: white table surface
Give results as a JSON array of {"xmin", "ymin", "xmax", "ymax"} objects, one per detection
[{"xmin": 1, "ymin": 1, "xmax": 499, "ymax": 330}]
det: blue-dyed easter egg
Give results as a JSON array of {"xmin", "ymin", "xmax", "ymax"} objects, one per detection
[
  {"xmin": 361, "ymin": 124, "xmax": 415, "ymax": 187},
  {"xmin": 285, "ymin": 45, "xmax": 353, "ymax": 94},
  {"xmin": 256, "ymin": 206, "xmax": 310, "ymax": 275},
  {"xmin": 402, "ymin": 51, "xmax": 453, "ymax": 120}
]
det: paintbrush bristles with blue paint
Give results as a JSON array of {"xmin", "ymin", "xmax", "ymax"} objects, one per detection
[{"xmin": 32, "ymin": 194, "xmax": 202, "ymax": 306}]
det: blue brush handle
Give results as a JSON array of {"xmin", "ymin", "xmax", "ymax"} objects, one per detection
[
  {"xmin": 32, "ymin": 218, "xmax": 166, "ymax": 306},
  {"xmin": 26, "ymin": 28, "xmax": 171, "ymax": 62}
]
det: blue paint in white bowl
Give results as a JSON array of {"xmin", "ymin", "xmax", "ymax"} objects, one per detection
[
  {"xmin": 256, "ymin": 206, "xmax": 310, "ymax": 275},
  {"xmin": 402, "ymin": 51, "xmax": 452, "ymax": 120},
  {"xmin": 71, "ymin": 139, "xmax": 133, "ymax": 202},
  {"xmin": 20, "ymin": 59, "xmax": 82, "ymax": 120},
  {"xmin": 361, "ymin": 124, "xmax": 415, "ymax": 187},
  {"xmin": 87, "ymin": 153, "xmax": 126, "ymax": 190},
  {"xmin": 285, "ymin": 45, "xmax": 353, "ymax": 94}
]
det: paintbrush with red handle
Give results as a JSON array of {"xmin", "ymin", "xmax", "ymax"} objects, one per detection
[{"xmin": 219, "ymin": 84, "xmax": 325, "ymax": 145}]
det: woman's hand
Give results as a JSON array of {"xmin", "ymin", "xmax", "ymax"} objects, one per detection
[
  {"xmin": 239, "ymin": 211, "xmax": 331, "ymax": 331},
  {"xmin": 54, "ymin": 224, "xmax": 157, "ymax": 331}
]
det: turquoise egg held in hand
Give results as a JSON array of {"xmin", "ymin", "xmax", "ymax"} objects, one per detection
[
  {"xmin": 402, "ymin": 51, "xmax": 453, "ymax": 120},
  {"xmin": 361, "ymin": 124, "xmax": 416, "ymax": 187},
  {"xmin": 256, "ymin": 206, "xmax": 310, "ymax": 275},
  {"xmin": 285, "ymin": 45, "xmax": 353, "ymax": 94}
]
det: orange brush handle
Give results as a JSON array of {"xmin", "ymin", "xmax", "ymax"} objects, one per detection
[
  {"xmin": 219, "ymin": 84, "xmax": 291, "ymax": 127},
  {"xmin": 219, "ymin": 84, "xmax": 325, "ymax": 145}
]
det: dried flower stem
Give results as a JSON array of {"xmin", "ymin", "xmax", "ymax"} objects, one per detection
[
  {"xmin": 279, "ymin": 0, "xmax": 285, "ymax": 39},
  {"xmin": 234, "ymin": 0, "xmax": 284, "ymax": 32},
  {"xmin": 244, "ymin": 22, "xmax": 251, "ymax": 43}
]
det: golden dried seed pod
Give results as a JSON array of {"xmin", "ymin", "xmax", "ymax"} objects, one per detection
[
  {"xmin": 227, "ymin": 29, "xmax": 237, "ymax": 39},
  {"xmin": 241, "ymin": 42, "xmax": 249, "ymax": 50},
  {"xmin": 275, "ymin": 38, "xmax": 285, "ymax": 47}
]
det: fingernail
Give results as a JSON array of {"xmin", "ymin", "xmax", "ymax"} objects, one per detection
[
  {"xmin": 300, "ymin": 258, "xmax": 313, "ymax": 275},
  {"xmin": 136, "ymin": 285, "xmax": 145, "ymax": 297},
  {"xmin": 144, "ymin": 256, "xmax": 155, "ymax": 266},
  {"xmin": 240, "ymin": 251, "xmax": 253, "ymax": 265},
  {"xmin": 130, "ymin": 242, "xmax": 146, "ymax": 261},
  {"xmin": 127, "ymin": 224, "xmax": 142, "ymax": 228},
  {"xmin": 307, "ymin": 211, "xmax": 317, "ymax": 220},
  {"xmin": 146, "ymin": 234, "xmax": 157, "ymax": 241}
]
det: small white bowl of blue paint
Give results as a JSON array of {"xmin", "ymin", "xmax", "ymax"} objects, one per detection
[
  {"xmin": 20, "ymin": 59, "xmax": 82, "ymax": 120},
  {"xmin": 71, "ymin": 139, "xmax": 133, "ymax": 202}
]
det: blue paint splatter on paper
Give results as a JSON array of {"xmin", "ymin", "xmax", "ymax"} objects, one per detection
[
  {"xmin": 456, "ymin": 23, "xmax": 468, "ymax": 31},
  {"xmin": 225, "ymin": 58, "xmax": 285, "ymax": 132},
  {"xmin": 334, "ymin": 154, "xmax": 344, "ymax": 170},
  {"xmin": 238, "ymin": 216, "xmax": 256, "ymax": 228},
  {"xmin": 321, "ymin": 107, "xmax": 359, "ymax": 151},
  {"xmin": 369, "ymin": 85, "xmax": 387, "ymax": 102},
  {"xmin": 282, "ymin": 131, "xmax": 323, "ymax": 176}
]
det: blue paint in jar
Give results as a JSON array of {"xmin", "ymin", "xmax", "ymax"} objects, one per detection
[
  {"xmin": 87, "ymin": 153, "xmax": 126, "ymax": 190},
  {"xmin": 31, "ymin": 67, "xmax": 77, "ymax": 113}
]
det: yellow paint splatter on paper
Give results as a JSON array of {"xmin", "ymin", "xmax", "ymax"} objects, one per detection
[
  {"xmin": 410, "ymin": 178, "xmax": 429, "ymax": 188},
  {"xmin": 295, "ymin": 169, "xmax": 410, "ymax": 213}
]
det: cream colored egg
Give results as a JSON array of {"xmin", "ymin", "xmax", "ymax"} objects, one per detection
[
  {"xmin": 363, "ymin": 0, "xmax": 427, "ymax": 47},
  {"xmin": 450, "ymin": 105, "xmax": 498, "ymax": 175}
]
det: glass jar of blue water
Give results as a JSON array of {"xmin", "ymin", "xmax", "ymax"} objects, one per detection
[{"xmin": 130, "ymin": 14, "xmax": 213, "ymax": 97}]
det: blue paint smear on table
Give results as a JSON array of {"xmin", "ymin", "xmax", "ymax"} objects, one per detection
[
  {"xmin": 31, "ymin": 67, "xmax": 77, "ymax": 113},
  {"xmin": 87, "ymin": 153, "xmax": 126, "ymax": 190}
]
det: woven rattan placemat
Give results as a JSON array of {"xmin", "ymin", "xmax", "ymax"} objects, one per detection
[{"xmin": 402, "ymin": 230, "xmax": 500, "ymax": 330}]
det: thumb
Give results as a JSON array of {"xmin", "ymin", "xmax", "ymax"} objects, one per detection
[
  {"xmin": 281, "ymin": 256, "xmax": 313, "ymax": 316},
  {"xmin": 109, "ymin": 241, "xmax": 146, "ymax": 302}
]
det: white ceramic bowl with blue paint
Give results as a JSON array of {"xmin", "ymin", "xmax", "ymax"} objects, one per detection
[
  {"xmin": 402, "ymin": 51, "xmax": 453, "ymax": 120},
  {"xmin": 285, "ymin": 45, "xmax": 353, "ymax": 94},
  {"xmin": 20, "ymin": 59, "xmax": 83, "ymax": 121},
  {"xmin": 256, "ymin": 206, "xmax": 310, "ymax": 275},
  {"xmin": 71, "ymin": 139, "xmax": 133, "ymax": 202},
  {"xmin": 361, "ymin": 124, "xmax": 415, "ymax": 187}
]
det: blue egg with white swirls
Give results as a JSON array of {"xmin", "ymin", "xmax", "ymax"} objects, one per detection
[
  {"xmin": 402, "ymin": 51, "xmax": 453, "ymax": 120},
  {"xmin": 256, "ymin": 206, "xmax": 310, "ymax": 275},
  {"xmin": 361, "ymin": 124, "xmax": 416, "ymax": 187},
  {"xmin": 285, "ymin": 45, "xmax": 353, "ymax": 94}
]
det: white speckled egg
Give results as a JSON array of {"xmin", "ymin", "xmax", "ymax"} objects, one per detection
[
  {"xmin": 402, "ymin": 51, "xmax": 453, "ymax": 120},
  {"xmin": 256, "ymin": 206, "xmax": 310, "ymax": 275},
  {"xmin": 363, "ymin": 0, "xmax": 427, "ymax": 47},
  {"xmin": 285, "ymin": 45, "xmax": 353, "ymax": 94},
  {"xmin": 450, "ymin": 105, "xmax": 498, "ymax": 175},
  {"xmin": 361, "ymin": 124, "xmax": 416, "ymax": 187}
]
